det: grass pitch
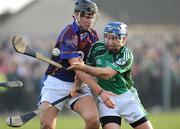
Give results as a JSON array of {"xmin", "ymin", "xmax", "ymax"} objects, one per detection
[{"xmin": 1, "ymin": 111, "xmax": 180, "ymax": 129}]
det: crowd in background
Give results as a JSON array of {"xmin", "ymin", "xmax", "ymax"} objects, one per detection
[{"xmin": 0, "ymin": 31, "xmax": 180, "ymax": 113}]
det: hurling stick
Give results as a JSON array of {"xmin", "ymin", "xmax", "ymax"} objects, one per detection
[
  {"xmin": 5, "ymin": 89, "xmax": 84, "ymax": 128},
  {"xmin": 6, "ymin": 94, "xmax": 71, "ymax": 127},
  {"xmin": 0, "ymin": 81, "xmax": 23, "ymax": 88},
  {"xmin": 12, "ymin": 35, "xmax": 63, "ymax": 68}
]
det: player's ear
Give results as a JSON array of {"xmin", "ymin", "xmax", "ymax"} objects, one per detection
[
  {"xmin": 120, "ymin": 36, "xmax": 127, "ymax": 46},
  {"xmin": 123, "ymin": 36, "xmax": 127, "ymax": 41},
  {"xmin": 74, "ymin": 11, "xmax": 79, "ymax": 18}
]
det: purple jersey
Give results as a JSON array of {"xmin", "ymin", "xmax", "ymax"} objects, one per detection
[{"xmin": 45, "ymin": 21, "xmax": 99, "ymax": 82}]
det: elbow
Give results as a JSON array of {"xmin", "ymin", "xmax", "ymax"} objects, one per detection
[
  {"xmin": 102, "ymin": 68, "xmax": 116, "ymax": 79},
  {"xmin": 98, "ymin": 68, "xmax": 115, "ymax": 79},
  {"xmin": 99, "ymin": 73, "xmax": 114, "ymax": 80}
]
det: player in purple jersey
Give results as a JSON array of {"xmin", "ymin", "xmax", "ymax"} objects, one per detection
[{"xmin": 39, "ymin": 0, "xmax": 115, "ymax": 129}]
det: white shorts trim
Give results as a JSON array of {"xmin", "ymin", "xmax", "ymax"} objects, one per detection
[{"xmin": 39, "ymin": 75, "xmax": 92, "ymax": 110}]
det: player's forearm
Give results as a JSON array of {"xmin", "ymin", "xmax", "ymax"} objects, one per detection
[
  {"xmin": 82, "ymin": 65, "xmax": 110, "ymax": 79},
  {"xmin": 75, "ymin": 70, "xmax": 103, "ymax": 95},
  {"xmin": 73, "ymin": 76, "xmax": 83, "ymax": 88}
]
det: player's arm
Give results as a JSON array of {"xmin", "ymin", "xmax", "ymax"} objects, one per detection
[
  {"xmin": 72, "ymin": 64, "xmax": 118, "ymax": 79},
  {"xmin": 67, "ymin": 57, "xmax": 117, "ymax": 79},
  {"xmin": 70, "ymin": 75, "xmax": 83, "ymax": 97},
  {"xmin": 68, "ymin": 58, "xmax": 104, "ymax": 94},
  {"xmin": 68, "ymin": 49, "xmax": 133, "ymax": 79},
  {"xmin": 68, "ymin": 57, "xmax": 116, "ymax": 108}
]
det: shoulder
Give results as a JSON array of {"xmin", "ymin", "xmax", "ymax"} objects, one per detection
[
  {"xmin": 121, "ymin": 46, "xmax": 133, "ymax": 55},
  {"xmin": 57, "ymin": 25, "xmax": 77, "ymax": 44},
  {"xmin": 88, "ymin": 41, "xmax": 106, "ymax": 58},
  {"xmin": 118, "ymin": 46, "xmax": 134, "ymax": 62},
  {"xmin": 61, "ymin": 25, "xmax": 73, "ymax": 35},
  {"xmin": 90, "ymin": 41, "xmax": 106, "ymax": 51}
]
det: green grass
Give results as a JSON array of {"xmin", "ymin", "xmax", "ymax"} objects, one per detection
[{"xmin": 1, "ymin": 111, "xmax": 180, "ymax": 129}]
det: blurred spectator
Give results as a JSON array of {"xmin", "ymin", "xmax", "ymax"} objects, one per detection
[{"xmin": 0, "ymin": 31, "xmax": 180, "ymax": 112}]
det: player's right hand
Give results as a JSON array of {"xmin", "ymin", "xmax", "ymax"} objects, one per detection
[{"xmin": 67, "ymin": 58, "xmax": 85, "ymax": 70}]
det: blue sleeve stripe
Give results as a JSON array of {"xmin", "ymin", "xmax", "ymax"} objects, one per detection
[{"xmin": 60, "ymin": 53, "xmax": 79, "ymax": 59}]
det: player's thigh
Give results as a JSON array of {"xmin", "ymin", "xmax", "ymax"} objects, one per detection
[
  {"xmin": 103, "ymin": 123, "xmax": 121, "ymax": 129},
  {"xmin": 39, "ymin": 75, "xmax": 74, "ymax": 110},
  {"xmin": 99, "ymin": 102, "xmax": 121, "ymax": 128},
  {"xmin": 73, "ymin": 95, "xmax": 99, "ymax": 120},
  {"xmin": 117, "ymin": 90, "xmax": 148, "ymax": 127},
  {"xmin": 39, "ymin": 101, "xmax": 59, "ymax": 125}
]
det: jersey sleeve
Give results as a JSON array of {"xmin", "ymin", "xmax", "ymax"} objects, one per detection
[
  {"xmin": 86, "ymin": 41, "xmax": 104, "ymax": 66},
  {"xmin": 108, "ymin": 48, "xmax": 134, "ymax": 73},
  {"xmin": 59, "ymin": 38, "xmax": 79, "ymax": 59}
]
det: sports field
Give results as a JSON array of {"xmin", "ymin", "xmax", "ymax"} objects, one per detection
[{"xmin": 1, "ymin": 111, "xmax": 179, "ymax": 129}]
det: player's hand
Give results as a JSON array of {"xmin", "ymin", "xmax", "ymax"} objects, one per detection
[
  {"xmin": 70, "ymin": 86, "xmax": 81, "ymax": 97},
  {"xmin": 70, "ymin": 75, "xmax": 83, "ymax": 97},
  {"xmin": 99, "ymin": 90, "xmax": 116, "ymax": 108},
  {"xmin": 67, "ymin": 58, "xmax": 85, "ymax": 70}
]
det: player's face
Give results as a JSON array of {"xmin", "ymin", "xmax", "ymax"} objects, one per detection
[
  {"xmin": 104, "ymin": 32, "xmax": 127, "ymax": 53},
  {"xmin": 79, "ymin": 13, "xmax": 97, "ymax": 30}
]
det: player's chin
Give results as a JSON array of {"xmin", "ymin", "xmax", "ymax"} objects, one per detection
[
  {"xmin": 85, "ymin": 25, "xmax": 92, "ymax": 30},
  {"xmin": 108, "ymin": 47, "xmax": 120, "ymax": 53}
]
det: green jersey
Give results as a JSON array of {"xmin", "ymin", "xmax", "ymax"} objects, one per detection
[{"xmin": 86, "ymin": 41, "xmax": 134, "ymax": 94}]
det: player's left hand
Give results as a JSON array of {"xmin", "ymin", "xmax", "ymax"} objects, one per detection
[
  {"xmin": 70, "ymin": 75, "xmax": 83, "ymax": 97},
  {"xmin": 100, "ymin": 90, "xmax": 116, "ymax": 108},
  {"xmin": 70, "ymin": 86, "xmax": 81, "ymax": 97}
]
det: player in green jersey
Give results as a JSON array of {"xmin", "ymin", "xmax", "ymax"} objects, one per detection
[{"xmin": 68, "ymin": 21, "xmax": 153, "ymax": 129}]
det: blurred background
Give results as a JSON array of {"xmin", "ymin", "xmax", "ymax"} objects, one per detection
[{"xmin": 0, "ymin": 0, "xmax": 180, "ymax": 128}]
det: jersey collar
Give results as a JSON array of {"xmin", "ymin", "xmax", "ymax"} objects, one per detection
[
  {"xmin": 71, "ymin": 20, "xmax": 92, "ymax": 34},
  {"xmin": 71, "ymin": 21, "xmax": 80, "ymax": 33}
]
